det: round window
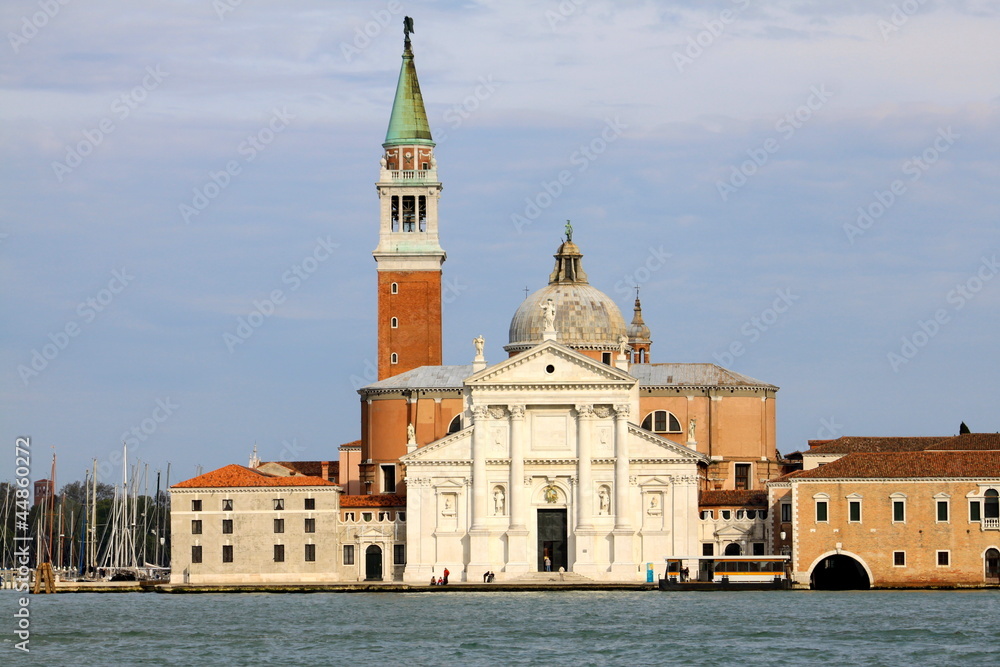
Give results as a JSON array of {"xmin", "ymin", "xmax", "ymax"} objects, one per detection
[{"xmin": 545, "ymin": 364, "xmax": 555, "ymax": 374}]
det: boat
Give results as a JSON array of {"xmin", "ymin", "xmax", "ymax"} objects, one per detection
[{"xmin": 659, "ymin": 556, "xmax": 792, "ymax": 590}]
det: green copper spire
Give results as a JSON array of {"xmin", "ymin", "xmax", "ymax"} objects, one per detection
[{"xmin": 384, "ymin": 17, "xmax": 434, "ymax": 147}]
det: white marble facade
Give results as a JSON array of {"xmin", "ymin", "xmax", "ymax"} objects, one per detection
[{"xmin": 400, "ymin": 341, "xmax": 706, "ymax": 582}]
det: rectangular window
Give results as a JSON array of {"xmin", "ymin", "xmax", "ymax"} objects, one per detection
[
  {"xmin": 191, "ymin": 520, "xmax": 202, "ymax": 535},
  {"xmin": 362, "ymin": 512, "xmax": 373, "ymax": 522},
  {"xmin": 305, "ymin": 544, "xmax": 316, "ymax": 562},
  {"xmin": 602, "ymin": 352, "xmax": 612, "ymax": 365},
  {"xmin": 893, "ymin": 551, "xmax": 905, "ymax": 567},
  {"xmin": 702, "ymin": 543, "xmax": 714, "ymax": 557},
  {"xmin": 734, "ymin": 464, "xmax": 751, "ymax": 491},
  {"xmin": 191, "ymin": 499, "xmax": 202, "ymax": 512},
  {"xmin": 222, "ymin": 519, "xmax": 233, "ymax": 534},
  {"xmin": 274, "ymin": 519, "xmax": 284, "ymax": 534},
  {"xmin": 222, "ymin": 545, "xmax": 233, "ymax": 563},
  {"xmin": 304, "ymin": 498, "xmax": 315, "ymax": 510},
  {"xmin": 970, "ymin": 500, "xmax": 982, "ymax": 522},
  {"xmin": 273, "ymin": 498, "xmax": 284, "ymax": 511},
  {"xmin": 937, "ymin": 500, "xmax": 949, "ymax": 522},
  {"xmin": 304, "ymin": 518, "xmax": 316, "ymax": 533},
  {"xmin": 937, "ymin": 551, "xmax": 950, "ymax": 566},
  {"xmin": 893, "ymin": 500, "xmax": 905, "ymax": 522},
  {"xmin": 849, "ymin": 500, "xmax": 861, "ymax": 523},
  {"xmin": 752, "ymin": 542, "xmax": 765, "ymax": 556},
  {"xmin": 398, "ymin": 512, "xmax": 406, "ymax": 522},
  {"xmin": 191, "ymin": 545, "xmax": 202, "ymax": 564},
  {"xmin": 382, "ymin": 464, "xmax": 396, "ymax": 494},
  {"xmin": 274, "ymin": 544, "xmax": 285, "ymax": 563},
  {"xmin": 222, "ymin": 498, "xmax": 233, "ymax": 511},
  {"xmin": 344, "ymin": 545, "xmax": 355, "ymax": 565},
  {"xmin": 394, "ymin": 544, "xmax": 406, "ymax": 565},
  {"xmin": 781, "ymin": 503, "xmax": 791, "ymax": 523},
  {"xmin": 815, "ymin": 501, "xmax": 828, "ymax": 522}
]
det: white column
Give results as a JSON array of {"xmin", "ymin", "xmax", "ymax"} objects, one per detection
[
  {"xmin": 576, "ymin": 405, "xmax": 594, "ymax": 530},
  {"xmin": 506, "ymin": 404, "xmax": 529, "ymax": 575},
  {"xmin": 611, "ymin": 403, "xmax": 635, "ymax": 577},
  {"xmin": 468, "ymin": 405, "xmax": 491, "ymax": 578}
]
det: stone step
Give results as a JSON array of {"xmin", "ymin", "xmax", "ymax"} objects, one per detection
[{"xmin": 504, "ymin": 571, "xmax": 594, "ymax": 583}]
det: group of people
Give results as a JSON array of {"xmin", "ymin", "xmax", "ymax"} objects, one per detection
[
  {"xmin": 429, "ymin": 568, "xmax": 450, "ymax": 586},
  {"xmin": 482, "ymin": 571, "xmax": 495, "ymax": 583}
]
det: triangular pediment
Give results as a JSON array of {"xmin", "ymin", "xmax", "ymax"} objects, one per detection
[
  {"xmin": 715, "ymin": 524, "xmax": 754, "ymax": 538},
  {"xmin": 629, "ymin": 425, "xmax": 709, "ymax": 462},
  {"xmin": 400, "ymin": 426, "xmax": 473, "ymax": 463},
  {"xmin": 466, "ymin": 340, "xmax": 636, "ymax": 388}
]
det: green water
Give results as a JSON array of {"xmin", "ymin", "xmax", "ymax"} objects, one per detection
[{"xmin": 3, "ymin": 590, "xmax": 999, "ymax": 665}]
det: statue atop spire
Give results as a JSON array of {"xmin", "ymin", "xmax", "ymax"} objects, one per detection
[
  {"xmin": 564, "ymin": 219, "xmax": 573, "ymax": 242},
  {"xmin": 403, "ymin": 16, "xmax": 414, "ymax": 48}
]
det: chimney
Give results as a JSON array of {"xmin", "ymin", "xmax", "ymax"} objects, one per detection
[{"xmin": 321, "ymin": 461, "xmax": 330, "ymax": 481}]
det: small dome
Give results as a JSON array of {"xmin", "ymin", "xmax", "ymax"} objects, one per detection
[
  {"xmin": 506, "ymin": 237, "xmax": 627, "ymax": 353},
  {"xmin": 627, "ymin": 295, "xmax": 651, "ymax": 343}
]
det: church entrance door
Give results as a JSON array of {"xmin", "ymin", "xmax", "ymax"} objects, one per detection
[
  {"xmin": 537, "ymin": 509, "xmax": 567, "ymax": 572},
  {"xmin": 365, "ymin": 545, "xmax": 383, "ymax": 581}
]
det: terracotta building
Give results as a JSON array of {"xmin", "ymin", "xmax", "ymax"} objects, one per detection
[{"xmin": 771, "ymin": 433, "xmax": 1000, "ymax": 588}]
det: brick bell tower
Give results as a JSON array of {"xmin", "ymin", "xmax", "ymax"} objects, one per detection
[{"xmin": 374, "ymin": 18, "xmax": 445, "ymax": 380}]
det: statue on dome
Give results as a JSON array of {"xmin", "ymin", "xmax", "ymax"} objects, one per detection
[
  {"xmin": 541, "ymin": 299, "xmax": 556, "ymax": 331},
  {"xmin": 473, "ymin": 334, "xmax": 485, "ymax": 357},
  {"xmin": 617, "ymin": 334, "xmax": 629, "ymax": 356},
  {"xmin": 564, "ymin": 219, "xmax": 573, "ymax": 242}
]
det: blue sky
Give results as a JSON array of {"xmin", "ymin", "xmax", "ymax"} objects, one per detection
[{"xmin": 2, "ymin": 0, "xmax": 999, "ymax": 485}]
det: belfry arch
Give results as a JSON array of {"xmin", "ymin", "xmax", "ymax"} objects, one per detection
[{"xmin": 808, "ymin": 551, "xmax": 872, "ymax": 590}]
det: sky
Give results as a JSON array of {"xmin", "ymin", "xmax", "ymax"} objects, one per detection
[{"xmin": 2, "ymin": 0, "xmax": 999, "ymax": 487}]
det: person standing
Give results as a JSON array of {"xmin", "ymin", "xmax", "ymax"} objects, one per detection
[
  {"xmin": 443, "ymin": 567, "xmax": 450, "ymax": 585},
  {"xmin": 544, "ymin": 556, "xmax": 552, "ymax": 572}
]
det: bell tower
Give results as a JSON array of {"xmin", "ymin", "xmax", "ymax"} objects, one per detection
[{"xmin": 374, "ymin": 18, "xmax": 445, "ymax": 380}]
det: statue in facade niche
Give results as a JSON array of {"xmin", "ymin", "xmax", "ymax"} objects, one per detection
[
  {"xmin": 494, "ymin": 487, "xmax": 505, "ymax": 515},
  {"xmin": 407, "ymin": 422, "xmax": 416, "ymax": 446},
  {"xmin": 473, "ymin": 334, "xmax": 485, "ymax": 357},
  {"xmin": 688, "ymin": 418, "xmax": 697, "ymax": 442},
  {"xmin": 541, "ymin": 299, "xmax": 556, "ymax": 331},
  {"xmin": 598, "ymin": 487, "xmax": 610, "ymax": 514}
]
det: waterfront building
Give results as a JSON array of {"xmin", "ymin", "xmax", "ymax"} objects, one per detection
[
  {"xmin": 169, "ymin": 22, "xmax": 785, "ymax": 584},
  {"xmin": 770, "ymin": 433, "xmax": 1000, "ymax": 588}
]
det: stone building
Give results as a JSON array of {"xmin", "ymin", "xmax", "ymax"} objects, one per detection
[{"xmin": 771, "ymin": 433, "xmax": 1000, "ymax": 588}]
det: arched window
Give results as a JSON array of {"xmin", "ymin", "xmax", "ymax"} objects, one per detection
[
  {"xmin": 641, "ymin": 410, "xmax": 682, "ymax": 434},
  {"xmin": 390, "ymin": 282, "xmax": 398, "ymax": 294},
  {"xmin": 447, "ymin": 414, "xmax": 462, "ymax": 434},
  {"xmin": 391, "ymin": 317, "xmax": 398, "ymax": 328},
  {"xmin": 390, "ymin": 353, "xmax": 398, "ymax": 364},
  {"xmin": 985, "ymin": 489, "xmax": 999, "ymax": 520},
  {"xmin": 724, "ymin": 543, "xmax": 742, "ymax": 556}
]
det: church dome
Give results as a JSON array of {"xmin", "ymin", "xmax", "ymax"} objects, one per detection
[{"xmin": 505, "ymin": 236, "xmax": 627, "ymax": 353}]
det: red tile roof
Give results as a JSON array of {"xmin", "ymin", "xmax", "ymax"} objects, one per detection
[
  {"xmin": 792, "ymin": 451, "xmax": 1000, "ymax": 480},
  {"xmin": 172, "ymin": 464, "xmax": 337, "ymax": 489},
  {"xmin": 925, "ymin": 433, "xmax": 1000, "ymax": 451},
  {"xmin": 699, "ymin": 490, "xmax": 768, "ymax": 507},
  {"xmin": 340, "ymin": 494, "xmax": 406, "ymax": 508},
  {"xmin": 266, "ymin": 461, "xmax": 339, "ymax": 480},
  {"xmin": 804, "ymin": 436, "xmax": 946, "ymax": 455},
  {"xmin": 339, "ymin": 440, "xmax": 361, "ymax": 449}
]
